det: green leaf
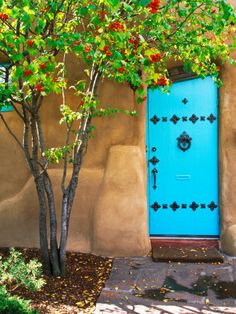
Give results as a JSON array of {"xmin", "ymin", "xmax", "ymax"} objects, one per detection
[
  {"xmin": 178, "ymin": 9, "xmax": 187, "ymax": 17},
  {"xmin": 108, "ymin": 0, "xmax": 119, "ymax": 7},
  {"xmin": 140, "ymin": 0, "xmax": 151, "ymax": 7},
  {"xmin": 80, "ymin": 7, "xmax": 88, "ymax": 16}
]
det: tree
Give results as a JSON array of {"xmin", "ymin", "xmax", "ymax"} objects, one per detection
[{"xmin": 0, "ymin": 0, "xmax": 235, "ymax": 276}]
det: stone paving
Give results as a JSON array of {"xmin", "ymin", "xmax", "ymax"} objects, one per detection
[{"xmin": 95, "ymin": 256, "xmax": 236, "ymax": 313}]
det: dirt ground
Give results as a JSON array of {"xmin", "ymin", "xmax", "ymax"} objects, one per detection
[{"xmin": 0, "ymin": 248, "xmax": 112, "ymax": 313}]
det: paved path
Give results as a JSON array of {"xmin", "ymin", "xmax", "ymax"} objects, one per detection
[{"xmin": 95, "ymin": 256, "xmax": 236, "ymax": 313}]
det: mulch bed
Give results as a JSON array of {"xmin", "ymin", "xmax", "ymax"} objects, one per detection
[{"xmin": 0, "ymin": 248, "xmax": 113, "ymax": 314}]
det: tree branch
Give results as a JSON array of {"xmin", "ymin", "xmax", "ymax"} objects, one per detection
[{"xmin": 166, "ymin": 3, "xmax": 205, "ymax": 40}]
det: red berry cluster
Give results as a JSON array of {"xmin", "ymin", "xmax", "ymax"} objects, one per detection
[
  {"xmin": 99, "ymin": 10, "xmax": 106, "ymax": 21},
  {"xmin": 26, "ymin": 40, "xmax": 35, "ymax": 48},
  {"xmin": 35, "ymin": 84, "xmax": 44, "ymax": 92},
  {"xmin": 72, "ymin": 41, "xmax": 81, "ymax": 46},
  {"xmin": 83, "ymin": 45, "xmax": 91, "ymax": 53},
  {"xmin": 100, "ymin": 44, "xmax": 109, "ymax": 53},
  {"xmin": 109, "ymin": 21, "xmax": 125, "ymax": 32},
  {"xmin": 100, "ymin": 44, "xmax": 112, "ymax": 57},
  {"xmin": 23, "ymin": 69, "xmax": 32, "ymax": 77},
  {"xmin": 117, "ymin": 66, "xmax": 127, "ymax": 74},
  {"xmin": 129, "ymin": 35, "xmax": 140, "ymax": 50},
  {"xmin": 0, "ymin": 13, "xmax": 9, "ymax": 21},
  {"xmin": 156, "ymin": 76, "xmax": 167, "ymax": 86},
  {"xmin": 146, "ymin": 0, "xmax": 160, "ymax": 13},
  {"xmin": 106, "ymin": 51, "xmax": 112, "ymax": 57},
  {"xmin": 40, "ymin": 63, "xmax": 47, "ymax": 70},
  {"xmin": 150, "ymin": 53, "xmax": 162, "ymax": 63}
]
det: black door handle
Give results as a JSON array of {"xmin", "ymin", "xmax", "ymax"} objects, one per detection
[{"xmin": 152, "ymin": 168, "xmax": 158, "ymax": 190}]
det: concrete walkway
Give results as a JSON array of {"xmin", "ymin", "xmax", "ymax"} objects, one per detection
[{"xmin": 95, "ymin": 256, "xmax": 236, "ymax": 313}]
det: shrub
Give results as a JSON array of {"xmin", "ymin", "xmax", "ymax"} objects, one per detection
[
  {"xmin": 0, "ymin": 248, "xmax": 45, "ymax": 313},
  {"xmin": 0, "ymin": 286, "xmax": 38, "ymax": 314},
  {"xmin": 0, "ymin": 248, "xmax": 45, "ymax": 292}
]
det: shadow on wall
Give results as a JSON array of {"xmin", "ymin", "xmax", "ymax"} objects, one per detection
[
  {"xmin": 0, "ymin": 168, "xmax": 104, "ymax": 252},
  {"xmin": 0, "ymin": 146, "xmax": 151, "ymax": 256}
]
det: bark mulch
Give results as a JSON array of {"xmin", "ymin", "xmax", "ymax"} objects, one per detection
[{"xmin": 0, "ymin": 248, "xmax": 113, "ymax": 314}]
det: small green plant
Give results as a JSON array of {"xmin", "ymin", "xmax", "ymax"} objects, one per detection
[
  {"xmin": 0, "ymin": 248, "xmax": 45, "ymax": 314},
  {"xmin": 0, "ymin": 248, "xmax": 45, "ymax": 292},
  {"xmin": 0, "ymin": 286, "xmax": 38, "ymax": 314}
]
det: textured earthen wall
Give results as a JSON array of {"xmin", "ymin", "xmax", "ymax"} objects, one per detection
[
  {"xmin": 219, "ymin": 58, "xmax": 236, "ymax": 254},
  {"xmin": 0, "ymin": 66, "xmax": 151, "ymax": 255},
  {"xmin": 218, "ymin": 0, "xmax": 236, "ymax": 256},
  {"xmin": 0, "ymin": 2, "xmax": 236, "ymax": 255}
]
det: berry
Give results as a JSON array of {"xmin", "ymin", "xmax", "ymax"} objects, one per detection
[
  {"xmin": 106, "ymin": 51, "xmax": 113, "ymax": 57},
  {"xmin": 99, "ymin": 10, "xmax": 106, "ymax": 21},
  {"xmin": 26, "ymin": 40, "xmax": 35, "ymax": 48},
  {"xmin": 72, "ymin": 41, "xmax": 81, "ymax": 46},
  {"xmin": 100, "ymin": 44, "xmax": 109, "ymax": 53},
  {"xmin": 156, "ymin": 76, "xmax": 168, "ymax": 86},
  {"xmin": 40, "ymin": 63, "xmax": 47, "ymax": 70},
  {"xmin": 146, "ymin": 0, "xmax": 160, "ymax": 13},
  {"xmin": 117, "ymin": 66, "xmax": 127, "ymax": 74},
  {"xmin": 84, "ymin": 45, "xmax": 91, "ymax": 53},
  {"xmin": 129, "ymin": 35, "xmax": 140, "ymax": 50},
  {"xmin": 0, "ymin": 13, "xmax": 9, "ymax": 21},
  {"xmin": 109, "ymin": 21, "xmax": 125, "ymax": 32},
  {"xmin": 150, "ymin": 53, "xmax": 162, "ymax": 63},
  {"xmin": 35, "ymin": 84, "xmax": 44, "ymax": 92},
  {"xmin": 23, "ymin": 69, "xmax": 32, "ymax": 77}
]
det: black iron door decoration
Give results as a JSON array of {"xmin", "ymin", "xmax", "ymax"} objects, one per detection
[{"xmin": 177, "ymin": 131, "xmax": 192, "ymax": 152}]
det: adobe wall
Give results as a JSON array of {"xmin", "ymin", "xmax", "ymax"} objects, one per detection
[
  {"xmin": 0, "ymin": 1, "xmax": 236, "ymax": 256},
  {"xmin": 0, "ymin": 59, "xmax": 151, "ymax": 255}
]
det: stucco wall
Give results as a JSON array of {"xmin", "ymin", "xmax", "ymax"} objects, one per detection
[
  {"xmin": 0, "ymin": 2, "xmax": 236, "ymax": 255},
  {"xmin": 0, "ymin": 66, "xmax": 151, "ymax": 255}
]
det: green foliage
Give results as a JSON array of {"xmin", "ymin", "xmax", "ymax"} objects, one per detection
[
  {"xmin": 0, "ymin": 286, "xmax": 38, "ymax": 314},
  {"xmin": 0, "ymin": 0, "xmax": 234, "ymax": 165},
  {"xmin": 0, "ymin": 249, "xmax": 44, "ymax": 314},
  {"xmin": 0, "ymin": 248, "xmax": 45, "ymax": 292},
  {"xmin": 43, "ymin": 145, "xmax": 74, "ymax": 164},
  {"xmin": 68, "ymin": 0, "xmax": 236, "ymax": 101},
  {"xmin": 60, "ymin": 104, "xmax": 82, "ymax": 125}
]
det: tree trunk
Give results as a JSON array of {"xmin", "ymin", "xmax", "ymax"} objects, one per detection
[
  {"xmin": 43, "ymin": 173, "xmax": 61, "ymax": 276},
  {"xmin": 30, "ymin": 113, "xmax": 52, "ymax": 275},
  {"xmin": 34, "ymin": 175, "xmax": 51, "ymax": 275},
  {"xmin": 59, "ymin": 193, "xmax": 69, "ymax": 276}
]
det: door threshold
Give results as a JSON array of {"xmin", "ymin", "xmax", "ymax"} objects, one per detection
[
  {"xmin": 150, "ymin": 237, "xmax": 219, "ymax": 240},
  {"xmin": 150, "ymin": 238, "xmax": 219, "ymax": 249}
]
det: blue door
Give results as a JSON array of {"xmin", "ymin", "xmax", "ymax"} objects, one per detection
[{"xmin": 147, "ymin": 77, "xmax": 219, "ymax": 237}]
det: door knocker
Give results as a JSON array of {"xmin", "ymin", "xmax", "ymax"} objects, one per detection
[{"xmin": 177, "ymin": 131, "xmax": 192, "ymax": 152}]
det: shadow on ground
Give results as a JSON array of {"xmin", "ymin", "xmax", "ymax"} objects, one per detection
[{"xmin": 96, "ymin": 256, "xmax": 236, "ymax": 313}]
